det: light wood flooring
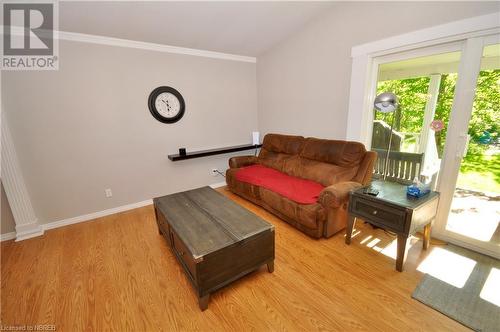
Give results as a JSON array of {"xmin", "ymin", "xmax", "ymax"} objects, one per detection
[{"xmin": 1, "ymin": 187, "xmax": 468, "ymax": 331}]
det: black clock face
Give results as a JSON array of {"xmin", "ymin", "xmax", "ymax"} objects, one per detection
[{"xmin": 148, "ymin": 86, "xmax": 185, "ymax": 123}]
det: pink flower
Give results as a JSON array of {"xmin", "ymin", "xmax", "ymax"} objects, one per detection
[{"xmin": 430, "ymin": 120, "xmax": 445, "ymax": 132}]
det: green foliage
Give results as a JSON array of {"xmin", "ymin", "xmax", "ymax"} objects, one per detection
[
  {"xmin": 469, "ymin": 70, "xmax": 500, "ymax": 143},
  {"xmin": 375, "ymin": 77, "xmax": 430, "ymax": 133},
  {"xmin": 376, "ymin": 70, "xmax": 500, "ymax": 157},
  {"xmin": 458, "ymin": 143, "xmax": 500, "ymax": 193},
  {"xmin": 434, "ymin": 74, "xmax": 456, "ymax": 157}
]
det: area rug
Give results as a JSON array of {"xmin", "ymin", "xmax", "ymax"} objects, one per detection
[{"xmin": 412, "ymin": 244, "xmax": 500, "ymax": 332}]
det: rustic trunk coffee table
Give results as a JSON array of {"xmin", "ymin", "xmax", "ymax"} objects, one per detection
[{"xmin": 153, "ymin": 186, "xmax": 275, "ymax": 311}]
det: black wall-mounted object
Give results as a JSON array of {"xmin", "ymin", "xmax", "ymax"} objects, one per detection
[
  {"xmin": 168, "ymin": 144, "xmax": 262, "ymax": 161},
  {"xmin": 148, "ymin": 86, "xmax": 185, "ymax": 124},
  {"xmin": 179, "ymin": 148, "xmax": 186, "ymax": 156}
]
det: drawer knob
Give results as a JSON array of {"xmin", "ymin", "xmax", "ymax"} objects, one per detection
[{"xmin": 372, "ymin": 210, "xmax": 378, "ymax": 215}]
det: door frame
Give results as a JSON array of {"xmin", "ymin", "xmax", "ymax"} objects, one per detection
[
  {"xmin": 363, "ymin": 41, "xmax": 464, "ymax": 150},
  {"xmin": 433, "ymin": 34, "xmax": 500, "ymax": 259},
  {"xmin": 347, "ymin": 12, "xmax": 500, "ymax": 258}
]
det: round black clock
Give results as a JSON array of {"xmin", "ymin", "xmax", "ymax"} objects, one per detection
[{"xmin": 148, "ymin": 86, "xmax": 185, "ymax": 123}]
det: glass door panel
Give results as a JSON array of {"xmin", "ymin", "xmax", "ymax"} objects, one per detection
[
  {"xmin": 371, "ymin": 50, "xmax": 461, "ymax": 185},
  {"xmin": 445, "ymin": 43, "xmax": 500, "ymax": 246}
]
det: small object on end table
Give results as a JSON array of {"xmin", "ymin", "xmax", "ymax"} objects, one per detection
[{"xmin": 363, "ymin": 187, "xmax": 379, "ymax": 196}]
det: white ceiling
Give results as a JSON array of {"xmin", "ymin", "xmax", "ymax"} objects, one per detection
[{"xmin": 59, "ymin": 1, "xmax": 334, "ymax": 56}]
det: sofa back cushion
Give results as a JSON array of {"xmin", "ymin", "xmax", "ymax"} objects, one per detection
[
  {"xmin": 258, "ymin": 134, "xmax": 305, "ymax": 172},
  {"xmin": 289, "ymin": 138, "xmax": 367, "ymax": 186},
  {"xmin": 300, "ymin": 138, "xmax": 367, "ymax": 167},
  {"xmin": 284, "ymin": 158, "xmax": 358, "ymax": 187},
  {"xmin": 258, "ymin": 134, "xmax": 368, "ymax": 187}
]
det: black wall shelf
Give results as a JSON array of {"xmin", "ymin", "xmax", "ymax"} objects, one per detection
[{"xmin": 168, "ymin": 144, "xmax": 262, "ymax": 161}]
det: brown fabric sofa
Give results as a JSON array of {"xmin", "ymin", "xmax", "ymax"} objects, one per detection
[{"xmin": 226, "ymin": 133, "xmax": 377, "ymax": 238}]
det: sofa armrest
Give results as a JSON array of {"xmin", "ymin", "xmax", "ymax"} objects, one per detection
[
  {"xmin": 319, "ymin": 181, "xmax": 363, "ymax": 208},
  {"xmin": 228, "ymin": 155, "xmax": 258, "ymax": 169}
]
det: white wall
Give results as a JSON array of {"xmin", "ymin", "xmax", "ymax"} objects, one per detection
[
  {"xmin": 2, "ymin": 40, "xmax": 257, "ymax": 225},
  {"xmin": 257, "ymin": 1, "xmax": 500, "ymax": 140}
]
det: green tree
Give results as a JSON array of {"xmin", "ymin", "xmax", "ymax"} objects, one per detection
[
  {"xmin": 376, "ymin": 70, "xmax": 499, "ymax": 157},
  {"xmin": 469, "ymin": 70, "xmax": 500, "ymax": 143}
]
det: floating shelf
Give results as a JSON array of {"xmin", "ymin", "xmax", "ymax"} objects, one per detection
[{"xmin": 168, "ymin": 144, "xmax": 262, "ymax": 161}]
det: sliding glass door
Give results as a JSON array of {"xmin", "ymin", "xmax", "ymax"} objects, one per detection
[
  {"xmin": 370, "ymin": 34, "xmax": 500, "ymax": 258},
  {"xmin": 435, "ymin": 36, "xmax": 500, "ymax": 258}
]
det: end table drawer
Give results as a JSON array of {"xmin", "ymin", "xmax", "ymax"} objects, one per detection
[{"xmin": 352, "ymin": 197, "xmax": 406, "ymax": 231}]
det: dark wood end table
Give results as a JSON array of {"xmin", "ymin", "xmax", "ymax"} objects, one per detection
[{"xmin": 345, "ymin": 180, "xmax": 439, "ymax": 272}]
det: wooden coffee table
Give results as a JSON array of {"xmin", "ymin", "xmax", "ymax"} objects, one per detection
[{"xmin": 153, "ymin": 186, "xmax": 275, "ymax": 311}]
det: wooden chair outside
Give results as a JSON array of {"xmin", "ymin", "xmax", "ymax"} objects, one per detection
[{"xmin": 372, "ymin": 148, "xmax": 424, "ymax": 185}]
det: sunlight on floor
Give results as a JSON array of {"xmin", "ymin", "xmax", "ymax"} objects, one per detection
[
  {"xmin": 355, "ymin": 233, "xmax": 419, "ymax": 260},
  {"xmin": 373, "ymin": 237, "xmax": 419, "ymax": 260},
  {"xmin": 417, "ymin": 247, "xmax": 477, "ymax": 288},
  {"xmin": 480, "ymin": 267, "xmax": 500, "ymax": 307},
  {"xmin": 447, "ymin": 189, "xmax": 499, "ymax": 244}
]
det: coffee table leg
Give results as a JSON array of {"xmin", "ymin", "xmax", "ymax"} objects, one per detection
[
  {"xmin": 345, "ymin": 216, "xmax": 356, "ymax": 245},
  {"xmin": 396, "ymin": 234, "xmax": 410, "ymax": 272},
  {"xmin": 199, "ymin": 294, "xmax": 210, "ymax": 311},
  {"xmin": 267, "ymin": 261, "xmax": 274, "ymax": 273},
  {"xmin": 423, "ymin": 223, "xmax": 431, "ymax": 250}
]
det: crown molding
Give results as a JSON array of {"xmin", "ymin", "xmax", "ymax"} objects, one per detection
[{"xmin": 2, "ymin": 25, "xmax": 256, "ymax": 63}]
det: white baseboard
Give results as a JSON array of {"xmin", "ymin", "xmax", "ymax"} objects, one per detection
[
  {"xmin": 1, "ymin": 232, "xmax": 16, "ymax": 241},
  {"xmin": 1, "ymin": 183, "xmax": 229, "ymax": 242},
  {"xmin": 43, "ymin": 199, "xmax": 153, "ymax": 231},
  {"xmin": 210, "ymin": 181, "xmax": 227, "ymax": 189},
  {"xmin": 1, "ymin": 199, "xmax": 153, "ymax": 242},
  {"xmin": 15, "ymin": 220, "xmax": 45, "ymax": 242}
]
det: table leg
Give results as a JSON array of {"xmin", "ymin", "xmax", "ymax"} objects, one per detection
[
  {"xmin": 345, "ymin": 215, "xmax": 356, "ymax": 245},
  {"xmin": 199, "ymin": 294, "xmax": 210, "ymax": 311},
  {"xmin": 423, "ymin": 223, "xmax": 431, "ymax": 250},
  {"xmin": 396, "ymin": 234, "xmax": 410, "ymax": 272},
  {"xmin": 267, "ymin": 260, "xmax": 274, "ymax": 273}
]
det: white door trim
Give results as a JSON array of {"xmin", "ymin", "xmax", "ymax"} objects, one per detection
[
  {"xmin": 347, "ymin": 12, "xmax": 500, "ymax": 144},
  {"xmin": 433, "ymin": 36, "xmax": 500, "ymax": 259},
  {"xmin": 351, "ymin": 12, "xmax": 500, "ymax": 58}
]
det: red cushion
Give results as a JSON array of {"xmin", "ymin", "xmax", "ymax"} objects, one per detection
[{"xmin": 235, "ymin": 164, "xmax": 324, "ymax": 204}]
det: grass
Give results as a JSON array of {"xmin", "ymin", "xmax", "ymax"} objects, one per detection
[{"xmin": 457, "ymin": 144, "xmax": 500, "ymax": 194}]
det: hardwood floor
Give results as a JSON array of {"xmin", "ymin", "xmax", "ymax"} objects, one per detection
[{"xmin": 1, "ymin": 187, "xmax": 468, "ymax": 331}]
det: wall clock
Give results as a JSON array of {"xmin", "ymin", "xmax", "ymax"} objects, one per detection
[{"xmin": 148, "ymin": 86, "xmax": 185, "ymax": 123}]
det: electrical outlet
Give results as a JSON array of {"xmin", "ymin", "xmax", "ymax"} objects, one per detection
[
  {"xmin": 105, "ymin": 188, "xmax": 113, "ymax": 198},
  {"xmin": 211, "ymin": 168, "xmax": 219, "ymax": 177}
]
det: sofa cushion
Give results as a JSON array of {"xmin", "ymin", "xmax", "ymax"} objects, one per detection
[
  {"xmin": 286, "ymin": 157, "xmax": 359, "ymax": 187},
  {"xmin": 259, "ymin": 187, "xmax": 325, "ymax": 230},
  {"xmin": 300, "ymin": 138, "xmax": 367, "ymax": 167},
  {"xmin": 235, "ymin": 164, "xmax": 324, "ymax": 204},
  {"xmin": 258, "ymin": 134, "xmax": 305, "ymax": 172},
  {"xmin": 261, "ymin": 133, "xmax": 305, "ymax": 155}
]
